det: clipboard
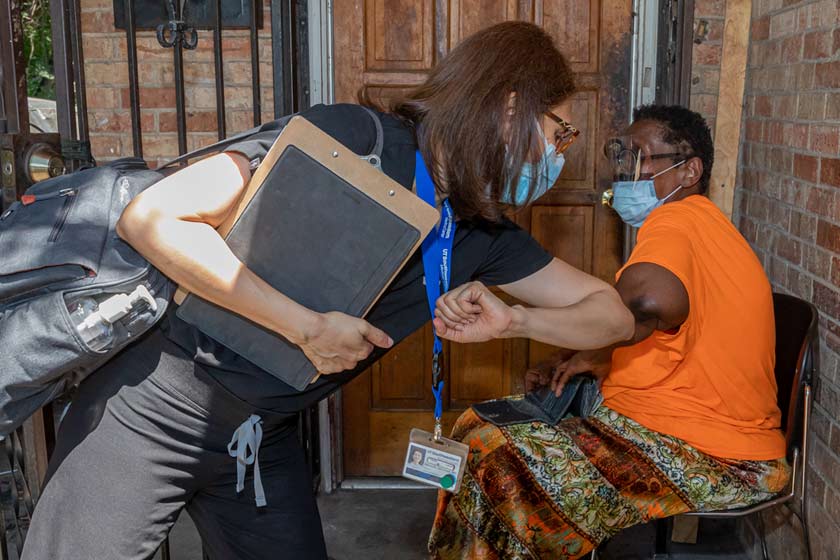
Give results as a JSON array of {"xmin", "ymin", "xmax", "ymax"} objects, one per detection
[{"xmin": 175, "ymin": 116, "xmax": 440, "ymax": 390}]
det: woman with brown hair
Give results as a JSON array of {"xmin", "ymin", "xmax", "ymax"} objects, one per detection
[{"xmin": 23, "ymin": 22, "xmax": 632, "ymax": 560}]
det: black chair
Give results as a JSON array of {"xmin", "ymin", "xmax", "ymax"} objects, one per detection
[{"xmin": 648, "ymin": 292, "xmax": 818, "ymax": 560}]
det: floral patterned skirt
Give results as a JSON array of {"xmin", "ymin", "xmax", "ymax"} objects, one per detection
[{"xmin": 428, "ymin": 405, "xmax": 790, "ymax": 560}]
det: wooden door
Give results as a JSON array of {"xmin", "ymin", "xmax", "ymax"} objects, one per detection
[{"xmin": 336, "ymin": 0, "xmax": 632, "ymax": 477}]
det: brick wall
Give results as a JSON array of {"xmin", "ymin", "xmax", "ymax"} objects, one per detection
[
  {"xmin": 690, "ymin": 0, "xmax": 726, "ymax": 133},
  {"xmin": 735, "ymin": 0, "xmax": 840, "ymax": 557},
  {"xmin": 81, "ymin": 0, "xmax": 274, "ymax": 165}
]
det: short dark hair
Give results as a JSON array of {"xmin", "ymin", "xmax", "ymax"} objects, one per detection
[
  {"xmin": 362, "ymin": 22, "xmax": 575, "ymax": 222},
  {"xmin": 632, "ymin": 105, "xmax": 714, "ymax": 193}
]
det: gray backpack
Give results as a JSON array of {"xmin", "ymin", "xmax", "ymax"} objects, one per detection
[
  {"xmin": 0, "ymin": 120, "xmax": 282, "ymax": 435},
  {"xmin": 0, "ymin": 107, "xmax": 384, "ymax": 435}
]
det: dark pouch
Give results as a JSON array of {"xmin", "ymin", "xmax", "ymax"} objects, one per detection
[{"xmin": 472, "ymin": 375, "xmax": 602, "ymax": 427}]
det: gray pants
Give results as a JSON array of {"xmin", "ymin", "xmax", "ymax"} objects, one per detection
[{"xmin": 21, "ymin": 329, "xmax": 328, "ymax": 560}]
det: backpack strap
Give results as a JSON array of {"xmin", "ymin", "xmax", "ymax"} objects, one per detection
[
  {"xmin": 157, "ymin": 107, "xmax": 385, "ymax": 172},
  {"xmin": 359, "ymin": 106, "xmax": 384, "ymax": 172}
]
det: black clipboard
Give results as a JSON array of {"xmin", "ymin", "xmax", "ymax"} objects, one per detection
[{"xmin": 175, "ymin": 116, "xmax": 439, "ymax": 390}]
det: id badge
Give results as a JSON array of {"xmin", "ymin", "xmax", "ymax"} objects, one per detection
[{"xmin": 402, "ymin": 428, "xmax": 469, "ymax": 493}]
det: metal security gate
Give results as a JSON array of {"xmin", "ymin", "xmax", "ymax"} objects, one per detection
[{"xmin": 0, "ymin": 0, "xmax": 313, "ymax": 556}]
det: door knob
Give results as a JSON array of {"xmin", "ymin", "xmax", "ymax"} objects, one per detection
[{"xmin": 601, "ymin": 188, "xmax": 613, "ymax": 208}]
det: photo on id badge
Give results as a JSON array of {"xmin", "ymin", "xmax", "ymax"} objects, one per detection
[{"xmin": 402, "ymin": 440, "xmax": 462, "ymax": 492}]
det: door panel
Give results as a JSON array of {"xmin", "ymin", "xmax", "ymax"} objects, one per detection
[
  {"xmin": 336, "ymin": 0, "xmax": 631, "ymax": 477},
  {"xmin": 450, "ymin": 0, "xmax": 519, "ymax": 44}
]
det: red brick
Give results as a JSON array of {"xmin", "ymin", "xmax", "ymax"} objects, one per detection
[
  {"xmin": 817, "ymin": 220, "xmax": 840, "ymax": 253},
  {"xmin": 827, "ymin": 93, "xmax": 840, "ymax": 121},
  {"xmin": 835, "ymin": 28, "xmax": 840, "ymax": 56},
  {"xmin": 815, "ymin": 282, "xmax": 840, "ymax": 322},
  {"xmin": 810, "ymin": 122, "xmax": 840, "ymax": 153},
  {"xmin": 770, "ymin": 148, "xmax": 792, "ymax": 174},
  {"xmin": 805, "ymin": 30, "xmax": 833, "ymax": 59},
  {"xmin": 740, "ymin": 215, "xmax": 758, "ymax": 243},
  {"xmin": 769, "ymin": 255, "xmax": 788, "ymax": 283},
  {"xmin": 80, "ymin": 10, "xmax": 116, "ymax": 31},
  {"xmin": 760, "ymin": 40, "xmax": 782, "ymax": 67},
  {"xmin": 774, "ymin": 234, "xmax": 801, "ymax": 264},
  {"xmin": 752, "ymin": 16, "xmax": 771, "ymax": 41},
  {"xmin": 746, "ymin": 119, "xmax": 763, "ymax": 142},
  {"xmin": 129, "ymin": 87, "xmax": 176, "ymax": 109},
  {"xmin": 807, "ymin": 187, "xmax": 838, "ymax": 219},
  {"xmin": 786, "ymin": 266, "xmax": 812, "ymax": 298},
  {"xmin": 832, "ymin": 256, "xmax": 840, "ymax": 288},
  {"xmin": 775, "ymin": 95, "xmax": 798, "ymax": 120},
  {"xmin": 765, "ymin": 120, "xmax": 784, "ymax": 144},
  {"xmin": 695, "ymin": 0, "xmax": 725, "ymax": 16},
  {"xmin": 84, "ymin": 87, "xmax": 122, "ymax": 110},
  {"xmin": 81, "ymin": 0, "xmax": 114, "ymax": 9},
  {"xmin": 88, "ymin": 110, "xmax": 153, "ymax": 134},
  {"xmin": 141, "ymin": 134, "xmax": 179, "ymax": 159},
  {"xmin": 81, "ymin": 36, "xmax": 118, "ymax": 61},
  {"xmin": 85, "ymin": 61, "xmax": 128, "ymax": 86},
  {"xmin": 788, "ymin": 123, "xmax": 809, "ymax": 149},
  {"xmin": 800, "ymin": 93, "xmax": 827, "ymax": 121},
  {"xmin": 790, "ymin": 210, "xmax": 817, "ymax": 241},
  {"xmin": 807, "ymin": 497, "xmax": 840, "ymax": 560},
  {"xmin": 816, "ymin": 61, "xmax": 840, "ymax": 88},
  {"xmin": 755, "ymin": 95, "xmax": 773, "ymax": 117},
  {"xmin": 705, "ymin": 20, "xmax": 724, "ymax": 42},
  {"xmin": 158, "ymin": 111, "xmax": 177, "ymax": 133},
  {"xmin": 187, "ymin": 134, "xmax": 219, "ymax": 152},
  {"xmin": 809, "ymin": 0, "xmax": 839, "ymax": 28},
  {"xmin": 795, "ymin": 154, "xmax": 819, "ymax": 182},
  {"xmin": 770, "ymin": 10, "xmax": 797, "ymax": 38},
  {"xmin": 186, "ymin": 111, "xmax": 222, "ymax": 133},
  {"xmin": 781, "ymin": 35, "xmax": 803, "ymax": 63},
  {"xmin": 749, "ymin": 193, "xmax": 771, "ymax": 222},
  {"xmin": 804, "ymin": 244, "xmax": 833, "ymax": 277},
  {"xmin": 821, "ymin": 158, "xmax": 840, "ymax": 188},
  {"xmin": 89, "ymin": 133, "xmax": 123, "ymax": 159},
  {"xmin": 694, "ymin": 43, "xmax": 723, "ymax": 66},
  {"xmin": 795, "ymin": 62, "xmax": 816, "ymax": 89}
]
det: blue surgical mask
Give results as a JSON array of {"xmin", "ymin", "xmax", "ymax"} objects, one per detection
[
  {"xmin": 611, "ymin": 160, "xmax": 685, "ymax": 228},
  {"xmin": 501, "ymin": 134, "xmax": 565, "ymax": 206}
]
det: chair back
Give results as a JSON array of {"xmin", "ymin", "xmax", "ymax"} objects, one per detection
[{"xmin": 772, "ymin": 293, "xmax": 818, "ymax": 461}]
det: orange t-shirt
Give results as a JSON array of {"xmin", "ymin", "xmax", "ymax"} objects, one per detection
[{"xmin": 602, "ymin": 195, "xmax": 785, "ymax": 460}]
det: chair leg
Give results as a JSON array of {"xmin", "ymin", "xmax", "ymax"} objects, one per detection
[
  {"xmin": 654, "ymin": 517, "xmax": 669, "ymax": 556},
  {"xmin": 756, "ymin": 511, "xmax": 770, "ymax": 560}
]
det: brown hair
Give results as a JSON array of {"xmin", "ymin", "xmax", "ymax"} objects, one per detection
[{"xmin": 361, "ymin": 22, "xmax": 575, "ymax": 222}]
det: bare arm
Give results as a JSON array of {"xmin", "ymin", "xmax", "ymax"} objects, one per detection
[
  {"xmin": 549, "ymin": 262, "xmax": 689, "ymax": 393},
  {"xmin": 498, "ymin": 258, "xmax": 635, "ymax": 349},
  {"xmin": 432, "ymin": 258, "xmax": 634, "ymax": 350},
  {"xmin": 117, "ymin": 152, "xmax": 392, "ymax": 374}
]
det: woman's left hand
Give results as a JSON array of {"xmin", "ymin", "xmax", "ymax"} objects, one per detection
[{"xmin": 432, "ymin": 282, "xmax": 515, "ymax": 343}]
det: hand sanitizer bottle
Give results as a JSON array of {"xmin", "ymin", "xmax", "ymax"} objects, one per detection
[{"xmin": 67, "ymin": 285, "xmax": 157, "ymax": 351}]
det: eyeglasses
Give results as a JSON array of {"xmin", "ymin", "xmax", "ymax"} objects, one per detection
[
  {"xmin": 603, "ymin": 137, "xmax": 686, "ymax": 179},
  {"xmin": 545, "ymin": 112, "xmax": 580, "ymax": 155}
]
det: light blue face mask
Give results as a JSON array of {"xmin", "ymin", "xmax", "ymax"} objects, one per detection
[
  {"xmin": 611, "ymin": 159, "xmax": 685, "ymax": 228},
  {"xmin": 501, "ymin": 134, "xmax": 565, "ymax": 206}
]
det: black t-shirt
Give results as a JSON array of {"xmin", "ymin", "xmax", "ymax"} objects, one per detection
[{"xmin": 162, "ymin": 103, "xmax": 552, "ymax": 412}]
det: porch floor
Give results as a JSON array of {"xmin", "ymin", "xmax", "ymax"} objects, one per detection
[{"xmin": 158, "ymin": 488, "xmax": 752, "ymax": 559}]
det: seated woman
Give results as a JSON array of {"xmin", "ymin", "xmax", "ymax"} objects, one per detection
[{"xmin": 427, "ymin": 105, "xmax": 790, "ymax": 559}]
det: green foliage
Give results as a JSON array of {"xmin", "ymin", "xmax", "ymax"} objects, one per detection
[{"xmin": 21, "ymin": 0, "xmax": 55, "ymax": 100}]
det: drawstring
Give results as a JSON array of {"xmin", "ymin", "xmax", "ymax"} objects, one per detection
[{"xmin": 227, "ymin": 414, "xmax": 266, "ymax": 507}]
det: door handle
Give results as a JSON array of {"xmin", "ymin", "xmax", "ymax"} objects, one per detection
[{"xmin": 601, "ymin": 188, "xmax": 613, "ymax": 208}]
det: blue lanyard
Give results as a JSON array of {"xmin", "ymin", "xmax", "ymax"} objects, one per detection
[{"xmin": 415, "ymin": 151, "xmax": 455, "ymax": 426}]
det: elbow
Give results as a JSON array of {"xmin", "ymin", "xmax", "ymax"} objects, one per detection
[{"xmin": 608, "ymin": 292, "xmax": 636, "ymax": 342}]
